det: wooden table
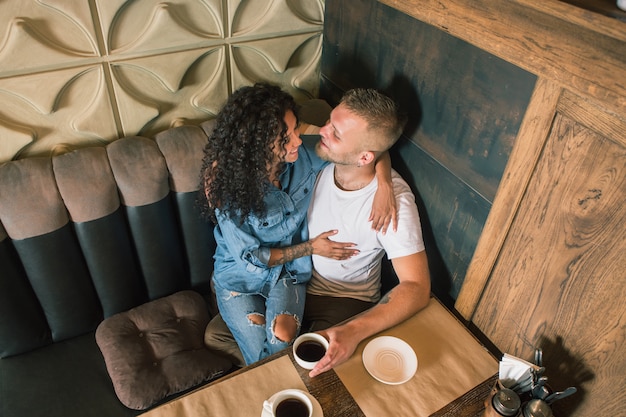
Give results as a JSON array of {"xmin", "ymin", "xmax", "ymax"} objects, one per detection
[{"xmin": 141, "ymin": 297, "xmax": 498, "ymax": 417}]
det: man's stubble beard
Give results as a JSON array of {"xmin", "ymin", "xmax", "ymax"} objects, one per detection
[{"xmin": 315, "ymin": 141, "xmax": 354, "ymax": 166}]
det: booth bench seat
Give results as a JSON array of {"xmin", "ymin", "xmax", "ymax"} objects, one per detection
[
  {"xmin": 0, "ymin": 99, "xmax": 331, "ymax": 417},
  {"xmin": 0, "ymin": 120, "xmax": 231, "ymax": 417}
]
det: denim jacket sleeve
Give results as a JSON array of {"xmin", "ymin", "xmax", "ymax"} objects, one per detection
[{"xmin": 215, "ymin": 211, "xmax": 273, "ymax": 274}]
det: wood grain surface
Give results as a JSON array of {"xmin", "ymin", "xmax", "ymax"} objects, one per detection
[
  {"xmin": 379, "ymin": 0, "xmax": 626, "ymax": 113},
  {"xmin": 291, "ymin": 353, "xmax": 366, "ymax": 417},
  {"xmin": 469, "ymin": 91, "xmax": 626, "ymax": 417},
  {"xmin": 455, "ymin": 78, "xmax": 563, "ymax": 318},
  {"xmin": 430, "ymin": 374, "xmax": 498, "ymax": 417}
]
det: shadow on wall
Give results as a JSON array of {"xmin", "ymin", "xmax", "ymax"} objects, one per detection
[
  {"xmin": 539, "ymin": 335, "xmax": 595, "ymax": 416},
  {"xmin": 320, "ymin": 56, "xmax": 455, "ymax": 307},
  {"xmin": 383, "ymin": 75, "xmax": 458, "ymax": 308}
]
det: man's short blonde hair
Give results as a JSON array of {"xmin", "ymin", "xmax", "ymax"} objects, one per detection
[{"xmin": 340, "ymin": 88, "xmax": 406, "ymax": 153}]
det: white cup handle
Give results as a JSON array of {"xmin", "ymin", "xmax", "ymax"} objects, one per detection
[{"xmin": 263, "ymin": 399, "xmax": 273, "ymax": 413}]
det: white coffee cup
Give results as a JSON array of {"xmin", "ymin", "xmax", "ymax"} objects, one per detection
[
  {"xmin": 293, "ymin": 332, "xmax": 329, "ymax": 370},
  {"xmin": 263, "ymin": 389, "xmax": 313, "ymax": 417}
]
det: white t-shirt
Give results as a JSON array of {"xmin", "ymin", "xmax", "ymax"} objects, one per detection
[{"xmin": 307, "ymin": 164, "xmax": 425, "ymax": 303}]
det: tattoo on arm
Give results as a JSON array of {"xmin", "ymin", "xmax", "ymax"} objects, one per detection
[{"xmin": 270, "ymin": 241, "xmax": 314, "ymax": 266}]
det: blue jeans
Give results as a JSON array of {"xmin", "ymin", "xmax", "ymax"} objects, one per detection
[{"xmin": 214, "ymin": 274, "xmax": 306, "ymax": 365}]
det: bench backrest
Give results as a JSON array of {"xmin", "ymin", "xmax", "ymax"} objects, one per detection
[{"xmin": 0, "ymin": 122, "xmax": 216, "ymax": 358}]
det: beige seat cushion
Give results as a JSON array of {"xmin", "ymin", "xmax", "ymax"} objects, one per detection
[{"xmin": 95, "ymin": 291, "xmax": 231, "ymax": 410}]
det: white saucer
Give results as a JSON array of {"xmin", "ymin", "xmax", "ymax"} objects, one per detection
[
  {"xmin": 261, "ymin": 389, "xmax": 323, "ymax": 417},
  {"xmin": 362, "ymin": 336, "xmax": 418, "ymax": 385}
]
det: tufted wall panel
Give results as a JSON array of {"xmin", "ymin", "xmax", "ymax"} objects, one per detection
[{"xmin": 0, "ymin": 0, "xmax": 325, "ymax": 162}]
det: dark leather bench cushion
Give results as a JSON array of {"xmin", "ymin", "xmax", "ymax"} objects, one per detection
[
  {"xmin": 155, "ymin": 124, "xmax": 217, "ymax": 309},
  {"xmin": 95, "ymin": 291, "xmax": 231, "ymax": 410},
  {"xmin": 0, "ymin": 156, "xmax": 102, "ymax": 350},
  {"xmin": 0, "ymin": 332, "xmax": 139, "ymax": 417}
]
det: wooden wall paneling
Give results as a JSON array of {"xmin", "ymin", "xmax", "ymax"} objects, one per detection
[
  {"xmin": 465, "ymin": 88, "xmax": 626, "ymax": 417},
  {"xmin": 378, "ymin": 0, "xmax": 626, "ymax": 113},
  {"xmin": 455, "ymin": 78, "xmax": 563, "ymax": 319},
  {"xmin": 355, "ymin": 1, "xmax": 625, "ymax": 414},
  {"xmin": 515, "ymin": 0, "xmax": 626, "ymax": 40}
]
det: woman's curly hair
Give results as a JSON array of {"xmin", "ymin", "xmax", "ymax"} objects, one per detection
[{"xmin": 199, "ymin": 83, "xmax": 298, "ymax": 224}]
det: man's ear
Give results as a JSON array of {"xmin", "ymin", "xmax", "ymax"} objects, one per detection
[{"xmin": 357, "ymin": 151, "xmax": 376, "ymax": 167}]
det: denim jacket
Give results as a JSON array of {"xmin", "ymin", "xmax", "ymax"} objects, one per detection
[{"xmin": 212, "ymin": 136, "xmax": 327, "ymax": 294}]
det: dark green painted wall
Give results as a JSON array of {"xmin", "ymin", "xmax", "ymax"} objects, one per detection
[{"xmin": 320, "ymin": 0, "xmax": 537, "ymax": 305}]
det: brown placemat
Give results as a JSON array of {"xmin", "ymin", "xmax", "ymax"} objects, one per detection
[
  {"xmin": 335, "ymin": 299, "xmax": 498, "ymax": 416},
  {"xmin": 140, "ymin": 355, "xmax": 307, "ymax": 417}
]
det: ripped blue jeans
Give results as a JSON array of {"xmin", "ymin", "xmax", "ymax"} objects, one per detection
[{"xmin": 214, "ymin": 274, "xmax": 306, "ymax": 365}]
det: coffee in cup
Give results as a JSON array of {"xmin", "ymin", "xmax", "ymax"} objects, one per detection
[
  {"xmin": 293, "ymin": 333, "xmax": 329, "ymax": 370},
  {"xmin": 263, "ymin": 389, "xmax": 312, "ymax": 417},
  {"xmin": 276, "ymin": 397, "xmax": 309, "ymax": 417},
  {"xmin": 296, "ymin": 340, "xmax": 326, "ymax": 362}
]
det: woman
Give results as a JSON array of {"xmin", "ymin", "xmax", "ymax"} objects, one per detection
[{"xmin": 199, "ymin": 83, "xmax": 394, "ymax": 365}]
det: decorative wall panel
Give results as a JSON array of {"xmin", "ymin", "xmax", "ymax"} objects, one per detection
[{"xmin": 0, "ymin": 0, "xmax": 325, "ymax": 161}]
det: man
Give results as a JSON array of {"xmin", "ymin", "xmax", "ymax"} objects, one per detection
[{"xmin": 303, "ymin": 88, "xmax": 431, "ymax": 377}]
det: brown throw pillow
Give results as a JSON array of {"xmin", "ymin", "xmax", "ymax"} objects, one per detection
[{"xmin": 95, "ymin": 290, "xmax": 231, "ymax": 410}]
